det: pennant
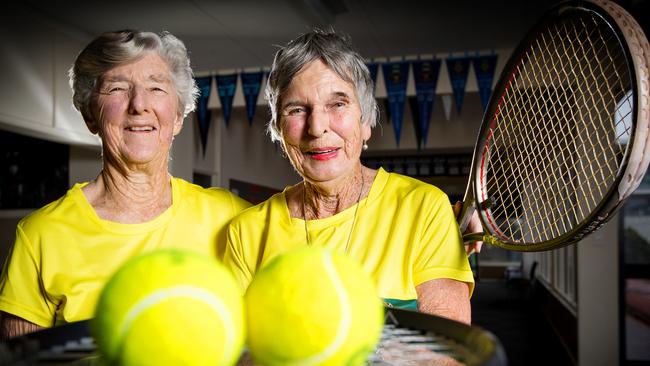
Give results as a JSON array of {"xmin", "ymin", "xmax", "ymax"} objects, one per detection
[
  {"xmin": 408, "ymin": 96, "xmax": 421, "ymax": 148},
  {"xmin": 382, "ymin": 98, "xmax": 391, "ymax": 125},
  {"xmin": 412, "ymin": 59, "xmax": 441, "ymax": 148},
  {"xmin": 472, "ymin": 54, "xmax": 498, "ymax": 111},
  {"xmin": 442, "ymin": 94, "xmax": 453, "ymax": 121},
  {"xmin": 382, "ymin": 61, "xmax": 410, "ymax": 146},
  {"xmin": 195, "ymin": 76, "xmax": 213, "ymax": 157},
  {"xmin": 215, "ymin": 73, "xmax": 238, "ymax": 126},
  {"xmin": 240, "ymin": 71, "xmax": 264, "ymax": 125},
  {"xmin": 445, "ymin": 56, "xmax": 471, "ymax": 115},
  {"xmin": 366, "ymin": 62, "xmax": 379, "ymax": 91}
]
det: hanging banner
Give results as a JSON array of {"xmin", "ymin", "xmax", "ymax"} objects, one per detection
[
  {"xmin": 445, "ymin": 56, "xmax": 471, "ymax": 115},
  {"xmin": 382, "ymin": 61, "xmax": 410, "ymax": 146},
  {"xmin": 442, "ymin": 94, "xmax": 453, "ymax": 121},
  {"xmin": 412, "ymin": 59, "xmax": 441, "ymax": 148},
  {"xmin": 472, "ymin": 54, "xmax": 498, "ymax": 111},
  {"xmin": 382, "ymin": 99, "xmax": 391, "ymax": 125},
  {"xmin": 408, "ymin": 96, "xmax": 421, "ymax": 148},
  {"xmin": 240, "ymin": 71, "xmax": 264, "ymax": 125},
  {"xmin": 215, "ymin": 73, "xmax": 238, "ymax": 126},
  {"xmin": 366, "ymin": 62, "xmax": 379, "ymax": 91},
  {"xmin": 195, "ymin": 76, "xmax": 213, "ymax": 157}
]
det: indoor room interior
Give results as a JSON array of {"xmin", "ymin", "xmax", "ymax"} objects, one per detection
[{"xmin": 0, "ymin": 1, "xmax": 649, "ymax": 365}]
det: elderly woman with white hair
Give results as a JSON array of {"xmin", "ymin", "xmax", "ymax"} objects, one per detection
[
  {"xmin": 0, "ymin": 30, "xmax": 250, "ymax": 339},
  {"xmin": 224, "ymin": 29, "xmax": 475, "ymax": 324}
]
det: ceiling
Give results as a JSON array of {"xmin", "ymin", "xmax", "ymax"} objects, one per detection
[{"xmin": 15, "ymin": 0, "xmax": 650, "ymax": 73}]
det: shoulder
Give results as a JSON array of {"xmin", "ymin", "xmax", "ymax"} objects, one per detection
[
  {"xmin": 382, "ymin": 171, "xmax": 448, "ymax": 203},
  {"xmin": 229, "ymin": 191, "xmax": 285, "ymax": 228},
  {"xmin": 18, "ymin": 184, "xmax": 86, "ymax": 232},
  {"xmin": 173, "ymin": 178, "xmax": 251, "ymax": 213}
]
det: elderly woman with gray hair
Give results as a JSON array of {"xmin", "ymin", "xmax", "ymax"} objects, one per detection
[
  {"xmin": 0, "ymin": 30, "xmax": 250, "ymax": 339},
  {"xmin": 224, "ymin": 29, "xmax": 475, "ymax": 324}
]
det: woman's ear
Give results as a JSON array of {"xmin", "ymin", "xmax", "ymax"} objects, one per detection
[
  {"xmin": 83, "ymin": 112, "xmax": 100, "ymax": 135},
  {"xmin": 173, "ymin": 113, "xmax": 184, "ymax": 136},
  {"xmin": 361, "ymin": 120, "xmax": 372, "ymax": 142},
  {"xmin": 278, "ymin": 139, "xmax": 288, "ymax": 159}
]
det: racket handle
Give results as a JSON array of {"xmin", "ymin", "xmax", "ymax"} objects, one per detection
[
  {"xmin": 463, "ymin": 232, "xmax": 485, "ymax": 243},
  {"xmin": 457, "ymin": 201, "xmax": 475, "ymax": 232}
]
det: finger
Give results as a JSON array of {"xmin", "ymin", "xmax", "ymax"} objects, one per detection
[
  {"xmin": 464, "ymin": 243, "xmax": 476, "ymax": 256},
  {"xmin": 453, "ymin": 201, "xmax": 462, "ymax": 218}
]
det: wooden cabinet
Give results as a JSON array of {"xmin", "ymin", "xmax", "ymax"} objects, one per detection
[{"xmin": 0, "ymin": 5, "xmax": 99, "ymax": 147}]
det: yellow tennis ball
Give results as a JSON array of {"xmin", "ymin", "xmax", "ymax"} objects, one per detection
[
  {"xmin": 92, "ymin": 248, "xmax": 244, "ymax": 366},
  {"xmin": 245, "ymin": 246, "xmax": 384, "ymax": 366}
]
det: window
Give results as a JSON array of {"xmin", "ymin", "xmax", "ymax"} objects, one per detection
[{"xmin": 621, "ymin": 170, "xmax": 650, "ymax": 363}]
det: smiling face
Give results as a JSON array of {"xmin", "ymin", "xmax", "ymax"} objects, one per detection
[
  {"xmin": 279, "ymin": 60, "xmax": 371, "ymax": 185},
  {"xmin": 89, "ymin": 52, "xmax": 183, "ymax": 168}
]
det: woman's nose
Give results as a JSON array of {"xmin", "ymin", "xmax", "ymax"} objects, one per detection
[
  {"xmin": 128, "ymin": 86, "xmax": 150, "ymax": 114},
  {"xmin": 306, "ymin": 107, "xmax": 330, "ymax": 137}
]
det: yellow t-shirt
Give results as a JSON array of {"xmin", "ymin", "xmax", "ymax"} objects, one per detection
[
  {"xmin": 0, "ymin": 177, "xmax": 250, "ymax": 327},
  {"xmin": 224, "ymin": 168, "xmax": 474, "ymax": 310}
]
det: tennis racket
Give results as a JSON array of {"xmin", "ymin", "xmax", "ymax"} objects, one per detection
[
  {"xmin": 459, "ymin": 0, "xmax": 650, "ymax": 251},
  {"xmin": 0, "ymin": 308, "xmax": 506, "ymax": 366}
]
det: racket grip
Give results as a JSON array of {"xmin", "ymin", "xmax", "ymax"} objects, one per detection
[
  {"xmin": 457, "ymin": 201, "xmax": 475, "ymax": 232},
  {"xmin": 462, "ymin": 232, "xmax": 485, "ymax": 243}
]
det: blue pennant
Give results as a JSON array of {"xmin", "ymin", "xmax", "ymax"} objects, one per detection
[
  {"xmin": 215, "ymin": 73, "xmax": 238, "ymax": 126},
  {"xmin": 472, "ymin": 54, "xmax": 498, "ymax": 111},
  {"xmin": 240, "ymin": 71, "xmax": 264, "ymax": 125},
  {"xmin": 412, "ymin": 59, "xmax": 441, "ymax": 148},
  {"xmin": 445, "ymin": 56, "xmax": 471, "ymax": 115},
  {"xmin": 366, "ymin": 62, "xmax": 379, "ymax": 92},
  {"xmin": 195, "ymin": 76, "xmax": 212, "ymax": 157},
  {"xmin": 382, "ymin": 61, "xmax": 410, "ymax": 147}
]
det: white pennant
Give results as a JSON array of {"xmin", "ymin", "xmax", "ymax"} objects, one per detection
[{"xmin": 441, "ymin": 94, "xmax": 453, "ymax": 121}]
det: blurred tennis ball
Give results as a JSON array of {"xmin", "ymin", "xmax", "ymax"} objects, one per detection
[
  {"xmin": 92, "ymin": 248, "xmax": 244, "ymax": 366},
  {"xmin": 245, "ymin": 246, "xmax": 384, "ymax": 366}
]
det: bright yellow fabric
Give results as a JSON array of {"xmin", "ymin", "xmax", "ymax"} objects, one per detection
[
  {"xmin": 224, "ymin": 168, "xmax": 474, "ymax": 307},
  {"xmin": 0, "ymin": 178, "xmax": 250, "ymax": 327}
]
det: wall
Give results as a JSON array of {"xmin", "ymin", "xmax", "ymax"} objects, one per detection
[
  {"xmin": 69, "ymin": 145, "xmax": 102, "ymax": 184},
  {"xmin": 219, "ymin": 107, "xmax": 300, "ymax": 190},
  {"xmin": 577, "ymin": 216, "xmax": 620, "ymax": 366},
  {"xmin": 370, "ymin": 93, "xmax": 484, "ymax": 151},
  {"xmin": 169, "ymin": 115, "xmax": 195, "ymax": 183}
]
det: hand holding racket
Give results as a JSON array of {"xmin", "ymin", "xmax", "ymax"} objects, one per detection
[{"xmin": 459, "ymin": 0, "xmax": 650, "ymax": 252}]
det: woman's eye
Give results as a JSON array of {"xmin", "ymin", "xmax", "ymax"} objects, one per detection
[
  {"xmin": 101, "ymin": 86, "xmax": 128, "ymax": 95},
  {"xmin": 288, "ymin": 107, "xmax": 305, "ymax": 115}
]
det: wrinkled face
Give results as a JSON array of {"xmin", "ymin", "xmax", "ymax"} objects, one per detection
[
  {"xmin": 89, "ymin": 52, "xmax": 182, "ymax": 167},
  {"xmin": 279, "ymin": 60, "xmax": 371, "ymax": 184}
]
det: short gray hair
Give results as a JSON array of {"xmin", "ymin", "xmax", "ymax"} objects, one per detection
[
  {"xmin": 266, "ymin": 29, "xmax": 378, "ymax": 142},
  {"xmin": 69, "ymin": 30, "xmax": 199, "ymax": 120}
]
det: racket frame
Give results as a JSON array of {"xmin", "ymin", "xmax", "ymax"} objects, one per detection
[{"xmin": 460, "ymin": 0, "xmax": 649, "ymax": 251}]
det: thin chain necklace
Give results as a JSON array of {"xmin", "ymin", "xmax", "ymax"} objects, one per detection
[{"xmin": 302, "ymin": 171, "xmax": 364, "ymax": 253}]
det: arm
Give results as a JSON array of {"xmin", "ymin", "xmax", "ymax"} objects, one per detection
[
  {"xmin": 416, "ymin": 278, "xmax": 471, "ymax": 325},
  {"xmin": 0, "ymin": 311, "xmax": 44, "ymax": 340}
]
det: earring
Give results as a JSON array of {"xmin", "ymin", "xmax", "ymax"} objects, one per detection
[{"xmin": 362, "ymin": 140, "xmax": 368, "ymax": 150}]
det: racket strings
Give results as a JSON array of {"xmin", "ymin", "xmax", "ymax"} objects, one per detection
[
  {"xmin": 369, "ymin": 325, "xmax": 470, "ymax": 365},
  {"xmin": 482, "ymin": 13, "xmax": 631, "ymax": 244},
  {"xmin": 491, "ymin": 77, "xmax": 623, "ymax": 241},
  {"xmin": 488, "ymin": 91, "xmax": 602, "ymax": 240}
]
